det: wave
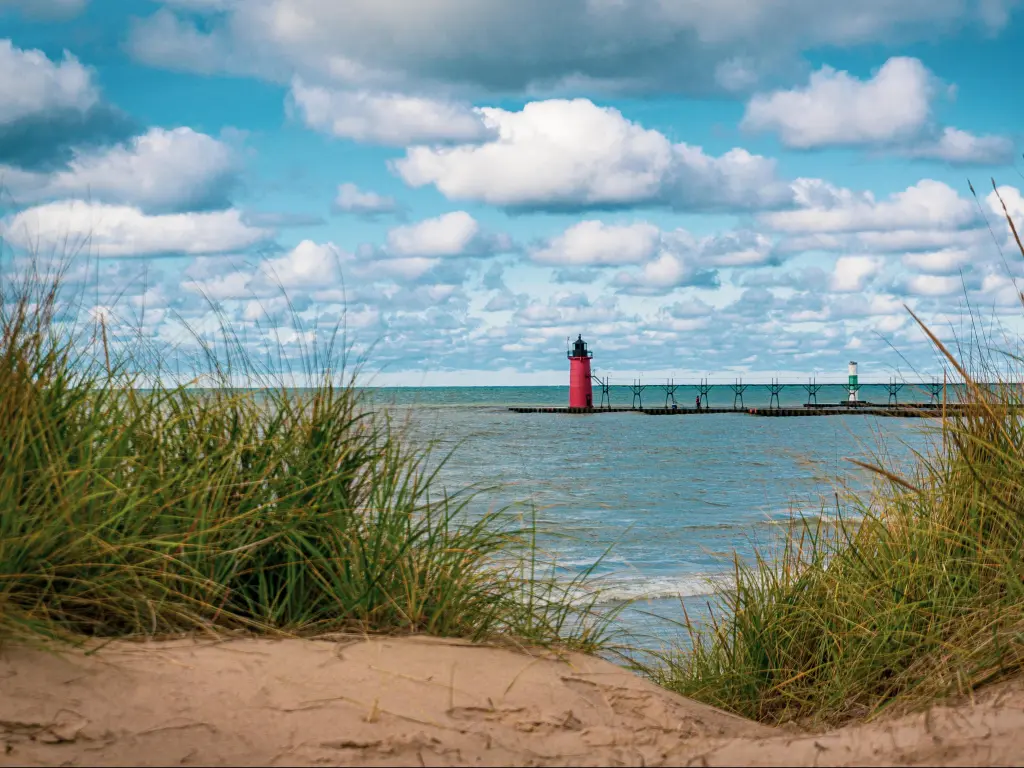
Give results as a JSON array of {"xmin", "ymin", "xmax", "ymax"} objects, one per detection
[{"xmin": 581, "ymin": 572, "xmax": 734, "ymax": 604}]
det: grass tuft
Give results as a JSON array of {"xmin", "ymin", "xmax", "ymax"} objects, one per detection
[
  {"xmin": 0, "ymin": 255, "xmax": 610, "ymax": 652},
  {"xmin": 646, "ymin": 183, "xmax": 1024, "ymax": 726}
]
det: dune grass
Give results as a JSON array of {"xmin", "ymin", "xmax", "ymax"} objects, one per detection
[
  {"xmin": 0, "ymin": 257, "xmax": 610, "ymax": 651},
  {"xmin": 647, "ymin": 185, "xmax": 1024, "ymax": 726}
]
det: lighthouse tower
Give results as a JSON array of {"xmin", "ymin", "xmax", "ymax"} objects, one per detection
[
  {"xmin": 848, "ymin": 361, "xmax": 859, "ymax": 403},
  {"xmin": 568, "ymin": 334, "xmax": 594, "ymax": 408}
]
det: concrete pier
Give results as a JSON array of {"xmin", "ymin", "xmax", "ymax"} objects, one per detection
[
  {"xmin": 508, "ymin": 403, "xmax": 976, "ymax": 417},
  {"xmin": 746, "ymin": 406, "xmax": 943, "ymax": 417},
  {"xmin": 507, "ymin": 406, "xmax": 742, "ymax": 415}
]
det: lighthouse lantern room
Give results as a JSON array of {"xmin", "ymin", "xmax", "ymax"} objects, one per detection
[{"xmin": 567, "ymin": 334, "xmax": 594, "ymax": 408}]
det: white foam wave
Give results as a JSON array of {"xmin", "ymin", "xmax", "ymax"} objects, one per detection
[{"xmin": 581, "ymin": 572, "xmax": 735, "ymax": 604}]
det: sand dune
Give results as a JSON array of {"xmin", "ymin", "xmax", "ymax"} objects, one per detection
[{"xmin": 1, "ymin": 636, "xmax": 1020, "ymax": 766}]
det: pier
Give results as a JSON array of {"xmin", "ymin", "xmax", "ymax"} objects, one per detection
[
  {"xmin": 509, "ymin": 403, "xmax": 966, "ymax": 417},
  {"xmin": 744, "ymin": 404, "xmax": 957, "ymax": 418},
  {"xmin": 527, "ymin": 335, "xmax": 986, "ymax": 417},
  {"xmin": 509, "ymin": 406, "xmax": 741, "ymax": 415}
]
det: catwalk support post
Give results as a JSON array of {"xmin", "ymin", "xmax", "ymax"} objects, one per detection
[
  {"xmin": 730, "ymin": 378, "xmax": 748, "ymax": 409},
  {"xmin": 662, "ymin": 378, "xmax": 679, "ymax": 409},
  {"xmin": 886, "ymin": 378, "xmax": 904, "ymax": 406},
  {"xmin": 630, "ymin": 379, "xmax": 646, "ymax": 410},
  {"xmin": 698, "ymin": 378, "xmax": 712, "ymax": 409},
  {"xmin": 803, "ymin": 377, "xmax": 822, "ymax": 406},
  {"xmin": 592, "ymin": 374, "xmax": 612, "ymax": 410}
]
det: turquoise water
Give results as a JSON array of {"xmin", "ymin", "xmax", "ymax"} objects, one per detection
[{"xmin": 375, "ymin": 387, "xmax": 939, "ymax": 649}]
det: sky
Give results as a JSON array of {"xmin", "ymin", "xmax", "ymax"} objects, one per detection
[{"xmin": 0, "ymin": 0, "xmax": 1023, "ymax": 386}]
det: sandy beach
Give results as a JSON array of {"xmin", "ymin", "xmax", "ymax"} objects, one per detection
[{"xmin": 2, "ymin": 636, "xmax": 1020, "ymax": 767}]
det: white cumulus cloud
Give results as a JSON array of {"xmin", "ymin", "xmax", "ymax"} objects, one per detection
[
  {"xmin": 124, "ymin": 1, "xmax": 1018, "ymax": 97},
  {"xmin": 3, "ymin": 201, "xmax": 270, "ymax": 257},
  {"xmin": 367, "ymin": 257, "xmax": 440, "ymax": 281},
  {"xmin": 987, "ymin": 185, "xmax": 1024, "ymax": 225},
  {"xmin": 4, "ymin": 127, "xmax": 240, "ymax": 212},
  {"xmin": 257, "ymin": 240, "xmax": 344, "ymax": 289},
  {"xmin": 393, "ymin": 98, "xmax": 791, "ymax": 212},
  {"xmin": 742, "ymin": 58, "xmax": 934, "ymax": 149},
  {"xmin": 693, "ymin": 230, "xmax": 777, "ymax": 267},
  {"xmin": 125, "ymin": 9, "xmax": 236, "ymax": 76},
  {"xmin": 829, "ymin": 256, "xmax": 883, "ymax": 292},
  {"xmin": 288, "ymin": 79, "xmax": 493, "ymax": 146},
  {"xmin": 903, "ymin": 274, "xmax": 964, "ymax": 296},
  {"xmin": 365, "ymin": 211, "xmax": 513, "ymax": 272},
  {"xmin": 978, "ymin": 273, "xmax": 1024, "ymax": 307},
  {"xmin": 901, "ymin": 249, "xmax": 973, "ymax": 275},
  {"xmin": 904, "ymin": 127, "xmax": 1015, "ymax": 165},
  {"xmin": 384, "ymin": 212, "xmax": 483, "ymax": 258},
  {"xmin": 181, "ymin": 269, "xmax": 253, "ymax": 301},
  {"xmin": 852, "ymin": 228, "xmax": 989, "ymax": 253},
  {"xmin": 742, "ymin": 57, "xmax": 1013, "ymax": 164},
  {"xmin": 530, "ymin": 220, "xmax": 779, "ymax": 271},
  {"xmin": 333, "ymin": 183, "xmax": 400, "ymax": 216},
  {"xmin": 530, "ymin": 221, "xmax": 660, "ymax": 266},
  {"xmin": 0, "ymin": 38, "xmax": 97, "ymax": 125},
  {"xmin": 761, "ymin": 179, "xmax": 976, "ymax": 234},
  {"xmin": 613, "ymin": 252, "xmax": 716, "ymax": 295}
]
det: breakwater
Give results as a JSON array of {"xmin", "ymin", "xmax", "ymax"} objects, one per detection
[{"xmin": 509, "ymin": 402, "xmax": 973, "ymax": 417}]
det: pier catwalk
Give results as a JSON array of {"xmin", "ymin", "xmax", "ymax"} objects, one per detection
[{"xmin": 538, "ymin": 334, "xmax": 982, "ymax": 417}]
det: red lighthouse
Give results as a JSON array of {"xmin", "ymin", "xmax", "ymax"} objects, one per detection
[{"xmin": 567, "ymin": 334, "xmax": 594, "ymax": 408}]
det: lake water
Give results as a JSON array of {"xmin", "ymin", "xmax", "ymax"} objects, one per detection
[{"xmin": 369, "ymin": 386, "xmax": 939, "ymax": 649}]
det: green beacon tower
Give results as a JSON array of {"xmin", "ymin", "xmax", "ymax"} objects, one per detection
[{"xmin": 848, "ymin": 361, "xmax": 859, "ymax": 403}]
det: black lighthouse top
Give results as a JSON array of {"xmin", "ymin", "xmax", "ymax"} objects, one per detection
[{"xmin": 568, "ymin": 334, "xmax": 593, "ymax": 360}]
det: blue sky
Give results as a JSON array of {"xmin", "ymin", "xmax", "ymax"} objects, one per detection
[{"xmin": 1, "ymin": 0, "xmax": 1022, "ymax": 386}]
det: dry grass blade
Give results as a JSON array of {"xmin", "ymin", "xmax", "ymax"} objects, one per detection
[
  {"xmin": 845, "ymin": 458, "xmax": 921, "ymax": 493},
  {"xmin": 991, "ymin": 180, "xmax": 1024, "ymax": 260}
]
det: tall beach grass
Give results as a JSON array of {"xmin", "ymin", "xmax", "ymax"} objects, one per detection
[
  {"xmin": 648, "ymin": 182, "xmax": 1024, "ymax": 726},
  {"xmin": 0, "ymin": 254, "xmax": 610, "ymax": 650}
]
